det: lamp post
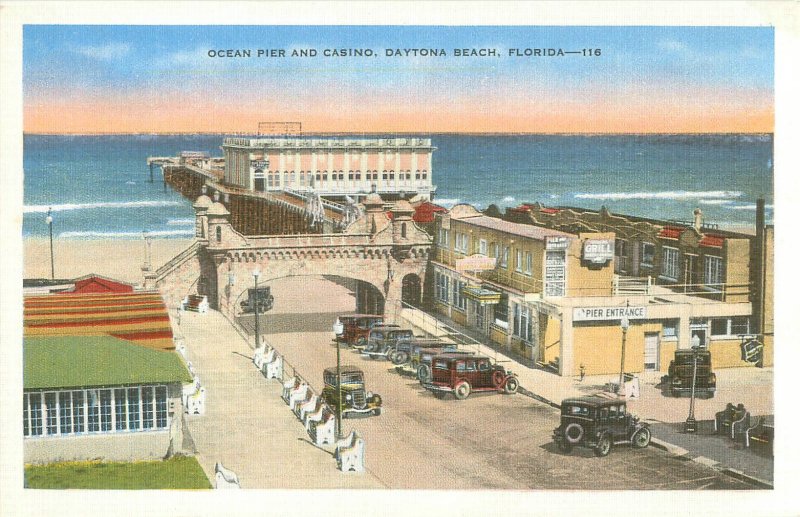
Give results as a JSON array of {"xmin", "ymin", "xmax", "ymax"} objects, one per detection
[
  {"xmin": 617, "ymin": 311, "xmax": 630, "ymax": 396},
  {"xmin": 684, "ymin": 334, "xmax": 702, "ymax": 433},
  {"xmin": 253, "ymin": 269, "xmax": 261, "ymax": 350},
  {"xmin": 333, "ymin": 317, "xmax": 344, "ymax": 440},
  {"xmin": 45, "ymin": 208, "xmax": 54, "ymax": 279}
]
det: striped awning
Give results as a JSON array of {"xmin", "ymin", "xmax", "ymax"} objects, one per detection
[{"xmin": 461, "ymin": 285, "xmax": 502, "ymax": 304}]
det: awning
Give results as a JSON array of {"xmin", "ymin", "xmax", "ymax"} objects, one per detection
[{"xmin": 461, "ymin": 285, "xmax": 502, "ymax": 304}]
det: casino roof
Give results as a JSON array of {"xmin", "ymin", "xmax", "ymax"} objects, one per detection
[{"xmin": 24, "ymin": 335, "xmax": 192, "ymax": 390}]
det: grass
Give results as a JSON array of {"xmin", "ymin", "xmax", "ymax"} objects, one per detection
[{"xmin": 24, "ymin": 455, "xmax": 212, "ymax": 489}]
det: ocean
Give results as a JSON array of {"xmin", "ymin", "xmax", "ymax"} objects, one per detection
[{"xmin": 22, "ymin": 134, "xmax": 773, "ymax": 239}]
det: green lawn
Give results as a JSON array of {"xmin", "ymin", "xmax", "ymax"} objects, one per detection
[{"xmin": 24, "ymin": 455, "xmax": 212, "ymax": 489}]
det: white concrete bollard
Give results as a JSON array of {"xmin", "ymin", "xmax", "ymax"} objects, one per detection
[
  {"xmin": 214, "ymin": 462, "xmax": 240, "ymax": 489},
  {"xmin": 335, "ymin": 431, "xmax": 365, "ymax": 473}
]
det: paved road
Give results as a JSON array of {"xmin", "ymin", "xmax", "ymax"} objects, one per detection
[{"xmin": 241, "ymin": 276, "xmax": 756, "ymax": 490}]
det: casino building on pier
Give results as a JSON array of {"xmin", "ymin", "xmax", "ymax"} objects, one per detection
[{"xmin": 221, "ymin": 136, "xmax": 436, "ymax": 202}]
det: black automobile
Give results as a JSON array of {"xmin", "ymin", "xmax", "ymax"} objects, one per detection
[
  {"xmin": 552, "ymin": 396, "xmax": 651, "ymax": 457},
  {"xmin": 364, "ymin": 325, "xmax": 414, "ymax": 358},
  {"xmin": 664, "ymin": 349, "xmax": 716, "ymax": 398},
  {"xmin": 240, "ymin": 287, "xmax": 274, "ymax": 314}
]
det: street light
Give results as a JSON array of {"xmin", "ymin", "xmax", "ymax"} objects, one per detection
[
  {"xmin": 333, "ymin": 317, "xmax": 344, "ymax": 440},
  {"xmin": 253, "ymin": 269, "xmax": 261, "ymax": 350},
  {"xmin": 684, "ymin": 334, "xmax": 702, "ymax": 433},
  {"xmin": 617, "ymin": 309, "xmax": 630, "ymax": 396},
  {"xmin": 45, "ymin": 208, "xmax": 54, "ymax": 279}
]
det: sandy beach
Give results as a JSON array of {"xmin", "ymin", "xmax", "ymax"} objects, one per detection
[{"xmin": 24, "ymin": 237, "xmax": 194, "ymax": 285}]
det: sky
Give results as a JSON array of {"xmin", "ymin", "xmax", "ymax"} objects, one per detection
[{"xmin": 23, "ymin": 25, "xmax": 774, "ymax": 134}]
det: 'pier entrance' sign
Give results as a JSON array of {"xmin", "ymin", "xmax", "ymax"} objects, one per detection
[{"xmin": 573, "ymin": 305, "xmax": 647, "ymax": 322}]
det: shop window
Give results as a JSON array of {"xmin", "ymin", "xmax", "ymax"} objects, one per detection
[
  {"xmin": 661, "ymin": 247, "xmax": 680, "ymax": 281},
  {"xmin": 494, "ymin": 293, "xmax": 509, "ymax": 326},
  {"xmin": 513, "ymin": 303, "xmax": 532, "ymax": 342},
  {"xmin": 641, "ymin": 242, "xmax": 656, "ymax": 267},
  {"xmin": 711, "ymin": 317, "xmax": 751, "ymax": 337},
  {"xmin": 662, "ymin": 319, "xmax": 679, "ymax": 339},
  {"xmin": 453, "ymin": 280, "xmax": 466, "ymax": 311},
  {"xmin": 704, "ymin": 255, "xmax": 723, "ymax": 290}
]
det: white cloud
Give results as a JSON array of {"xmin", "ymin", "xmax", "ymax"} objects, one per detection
[{"xmin": 75, "ymin": 42, "xmax": 130, "ymax": 60}]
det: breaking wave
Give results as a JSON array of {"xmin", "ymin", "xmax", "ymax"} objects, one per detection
[
  {"xmin": 58, "ymin": 229, "xmax": 194, "ymax": 239},
  {"xmin": 697, "ymin": 199, "xmax": 733, "ymax": 205},
  {"xmin": 24, "ymin": 200, "xmax": 184, "ymax": 214},
  {"xmin": 166, "ymin": 218, "xmax": 196, "ymax": 226},
  {"xmin": 574, "ymin": 190, "xmax": 743, "ymax": 201}
]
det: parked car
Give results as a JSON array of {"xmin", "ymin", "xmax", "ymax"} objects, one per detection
[
  {"xmin": 321, "ymin": 365, "xmax": 382, "ymax": 417},
  {"xmin": 240, "ymin": 286, "xmax": 274, "ymax": 314},
  {"xmin": 364, "ymin": 325, "xmax": 415, "ymax": 359},
  {"xmin": 421, "ymin": 354, "xmax": 519, "ymax": 400},
  {"xmin": 416, "ymin": 347, "xmax": 473, "ymax": 382},
  {"xmin": 663, "ymin": 348, "xmax": 716, "ymax": 398},
  {"xmin": 389, "ymin": 337, "xmax": 447, "ymax": 365},
  {"xmin": 552, "ymin": 396, "xmax": 651, "ymax": 457},
  {"xmin": 336, "ymin": 314, "xmax": 384, "ymax": 346}
]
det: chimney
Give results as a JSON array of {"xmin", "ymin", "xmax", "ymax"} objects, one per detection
[{"xmin": 693, "ymin": 208, "xmax": 703, "ymax": 231}]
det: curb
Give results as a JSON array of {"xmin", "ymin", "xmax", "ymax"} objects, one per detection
[{"xmin": 518, "ymin": 384, "xmax": 773, "ymax": 489}]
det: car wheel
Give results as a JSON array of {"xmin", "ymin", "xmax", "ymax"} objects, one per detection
[
  {"xmin": 365, "ymin": 341, "xmax": 377, "ymax": 352},
  {"xmin": 372, "ymin": 408, "xmax": 382, "ymax": 416},
  {"xmin": 393, "ymin": 351, "xmax": 409, "ymax": 365},
  {"xmin": 564, "ymin": 423, "xmax": 584, "ymax": 445},
  {"xmin": 557, "ymin": 440, "xmax": 572, "ymax": 453},
  {"xmin": 417, "ymin": 364, "xmax": 431, "ymax": 383},
  {"xmin": 356, "ymin": 336, "xmax": 367, "ymax": 347},
  {"xmin": 432, "ymin": 391, "xmax": 446, "ymax": 399},
  {"xmin": 594, "ymin": 434, "xmax": 612, "ymax": 457},
  {"xmin": 503, "ymin": 376, "xmax": 519, "ymax": 394},
  {"xmin": 632, "ymin": 427, "xmax": 651, "ymax": 448},
  {"xmin": 492, "ymin": 370, "xmax": 505, "ymax": 387},
  {"xmin": 453, "ymin": 381, "xmax": 471, "ymax": 400}
]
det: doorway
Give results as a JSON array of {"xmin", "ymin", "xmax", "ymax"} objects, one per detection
[{"xmin": 644, "ymin": 332, "xmax": 660, "ymax": 371}]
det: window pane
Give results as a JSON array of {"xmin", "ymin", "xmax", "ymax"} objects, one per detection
[
  {"xmin": 662, "ymin": 320, "xmax": 678, "ymax": 337},
  {"xmin": 45, "ymin": 392, "xmax": 58, "ymax": 435},
  {"xmin": 72, "ymin": 391, "xmax": 84, "ymax": 433},
  {"xmin": 59, "ymin": 392, "xmax": 72, "ymax": 435},
  {"xmin": 155, "ymin": 387, "xmax": 168, "ymax": 429},
  {"xmin": 29, "ymin": 393, "xmax": 43, "ymax": 436},
  {"xmin": 128, "ymin": 388, "xmax": 140, "ymax": 430},
  {"xmin": 711, "ymin": 319, "xmax": 728, "ymax": 336},
  {"xmin": 731, "ymin": 317, "xmax": 750, "ymax": 335},
  {"xmin": 142, "ymin": 387, "xmax": 154, "ymax": 429},
  {"xmin": 100, "ymin": 390, "xmax": 112, "ymax": 432},
  {"xmin": 23, "ymin": 394, "xmax": 29, "ymax": 437},
  {"xmin": 115, "ymin": 388, "xmax": 127, "ymax": 431}
]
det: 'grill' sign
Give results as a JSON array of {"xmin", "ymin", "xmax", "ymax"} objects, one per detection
[
  {"xmin": 573, "ymin": 305, "xmax": 647, "ymax": 322},
  {"xmin": 582, "ymin": 239, "xmax": 614, "ymax": 264}
]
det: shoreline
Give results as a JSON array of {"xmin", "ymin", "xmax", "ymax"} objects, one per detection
[{"xmin": 23, "ymin": 237, "xmax": 194, "ymax": 285}]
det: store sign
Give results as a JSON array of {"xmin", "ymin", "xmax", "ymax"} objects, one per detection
[
  {"xmin": 546, "ymin": 236, "xmax": 569, "ymax": 250},
  {"xmin": 251, "ymin": 160, "xmax": 269, "ymax": 169},
  {"xmin": 573, "ymin": 305, "xmax": 647, "ymax": 322},
  {"xmin": 456, "ymin": 254, "xmax": 497, "ymax": 273},
  {"xmin": 583, "ymin": 239, "xmax": 614, "ymax": 264}
]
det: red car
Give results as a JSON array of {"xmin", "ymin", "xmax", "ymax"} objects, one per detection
[
  {"xmin": 336, "ymin": 314, "xmax": 384, "ymax": 346},
  {"xmin": 421, "ymin": 354, "xmax": 519, "ymax": 400}
]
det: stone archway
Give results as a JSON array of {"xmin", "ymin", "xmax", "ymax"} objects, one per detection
[{"xmin": 401, "ymin": 273, "xmax": 422, "ymax": 307}]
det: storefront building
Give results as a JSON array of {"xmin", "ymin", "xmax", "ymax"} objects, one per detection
[{"xmin": 431, "ymin": 204, "xmax": 760, "ymax": 377}]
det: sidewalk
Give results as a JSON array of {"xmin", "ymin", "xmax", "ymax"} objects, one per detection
[{"xmin": 400, "ymin": 308, "xmax": 774, "ymax": 486}]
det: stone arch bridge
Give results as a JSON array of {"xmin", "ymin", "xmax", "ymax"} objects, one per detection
[{"xmin": 146, "ymin": 191, "xmax": 431, "ymax": 324}]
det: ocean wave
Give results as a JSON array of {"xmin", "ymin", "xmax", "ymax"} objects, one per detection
[
  {"xmin": 166, "ymin": 218, "xmax": 196, "ymax": 226},
  {"xmin": 724, "ymin": 203, "xmax": 774, "ymax": 211},
  {"xmin": 435, "ymin": 198, "xmax": 461, "ymax": 207},
  {"xmin": 125, "ymin": 181, "xmax": 137, "ymax": 185},
  {"xmin": 24, "ymin": 200, "xmax": 184, "ymax": 213},
  {"xmin": 574, "ymin": 190, "xmax": 743, "ymax": 201},
  {"xmin": 502, "ymin": 196, "xmax": 515, "ymax": 203},
  {"xmin": 698, "ymin": 199, "xmax": 734, "ymax": 205},
  {"xmin": 58, "ymin": 229, "xmax": 195, "ymax": 239}
]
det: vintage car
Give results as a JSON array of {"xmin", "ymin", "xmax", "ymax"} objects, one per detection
[
  {"xmin": 664, "ymin": 348, "xmax": 716, "ymax": 398},
  {"xmin": 552, "ymin": 396, "xmax": 651, "ymax": 457},
  {"xmin": 364, "ymin": 325, "xmax": 415, "ymax": 359},
  {"xmin": 239, "ymin": 286, "xmax": 274, "ymax": 314},
  {"xmin": 321, "ymin": 365, "xmax": 382, "ymax": 417},
  {"xmin": 389, "ymin": 337, "xmax": 448, "ymax": 365},
  {"xmin": 416, "ymin": 348, "xmax": 473, "ymax": 382},
  {"xmin": 421, "ymin": 354, "xmax": 519, "ymax": 400},
  {"xmin": 336, "ymin": 314, "xmax": 384, "ymax": 346}
]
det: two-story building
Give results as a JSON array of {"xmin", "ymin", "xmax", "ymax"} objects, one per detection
[{"xmin": 432, "ymin": 204, "xmax": 761, "ymax": 377}]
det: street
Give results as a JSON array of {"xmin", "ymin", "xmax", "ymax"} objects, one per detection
[{"xmin": 237, "ymin": 276, "xmax": 755, "ymax": 489}]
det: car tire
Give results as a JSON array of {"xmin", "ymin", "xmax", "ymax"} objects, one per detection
[
  {"xmin": 372, "ymin": 408, "xmax": 382, "ymax": 416},
  {"xmin": 356, "ymin": 336, "xmax": 367, "ymax": 347},
  {"xmin": 453, "ymin": 381, "xmax": 471, "ymax": 400},
  {"xmin": 503, "ymin": 377, "xmax": 519, "ymax": 394},
  {"xmin": 594, "ymin": 434, "xmax": 612, "ymax": 457},
  {"xmin": 492, "ymin": 370, "xmax": 505, "ymax": 387},
  {"xmin": 557, "ymin": 440, "xmax": 572, "ymax": 453},
  {"xmin": 393, "ymin": 351, "xmax": 409, "ymax": 365},
  {"xmin": 417, "ymin": 364, "xmax": 431, "ymax": 383},
  {"xmin": 632, "ymin": 427, "xmax": 651, "ymax": 448},
  {"xmin": 564, "ymin": 423, "xmax": 584, "ymax": 444}
]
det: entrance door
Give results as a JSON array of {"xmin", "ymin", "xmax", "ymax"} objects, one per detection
[{"xmin": 644, "ymin": 332, "xmax": 660, "ymax": 371}]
